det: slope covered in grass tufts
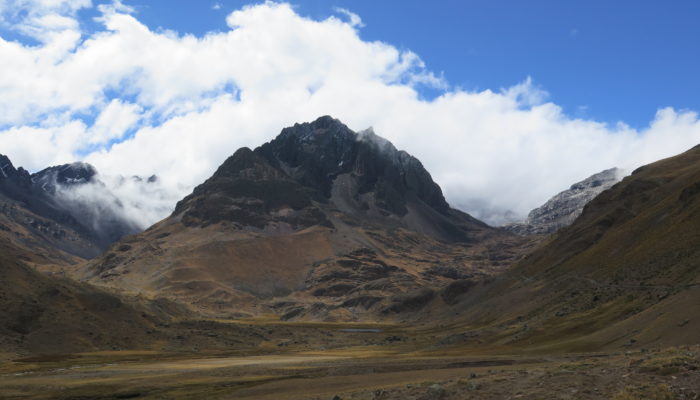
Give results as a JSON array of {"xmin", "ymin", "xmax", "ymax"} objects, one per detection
[{"xmin": 443, "ymin": 144, "xmax": 700, "ymax": 350}]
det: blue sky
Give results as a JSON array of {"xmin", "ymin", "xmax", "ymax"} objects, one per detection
[
  {"xmin": 1, "ymin": 0, "xmax": 699, "ymax": 225},
  {"xmin": 111, "ymin": 0, "xmax": 700, "ymax": 129}
]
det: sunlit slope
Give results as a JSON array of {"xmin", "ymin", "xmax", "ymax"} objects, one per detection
[{"xmin": 445, "ymin": 144, "xmax": 700, "ymax": 350}]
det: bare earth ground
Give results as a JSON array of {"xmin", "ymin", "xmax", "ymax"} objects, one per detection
[{"xmin": 0, "ymin": 321, "xmax": 698, "ymax": 400}]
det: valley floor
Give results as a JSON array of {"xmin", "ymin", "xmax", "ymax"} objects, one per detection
[{"xmin": 0, "ymin": 321, "xmax": 698, "ymax": 400}]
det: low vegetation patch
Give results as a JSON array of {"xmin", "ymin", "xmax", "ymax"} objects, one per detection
[
  {"xmin": 613, "ymin": 384, "xmax": 674, "ymax": 400},
  {"xmin": 638, "ymin": 354, "xmax": 698, "ymax": 375}
]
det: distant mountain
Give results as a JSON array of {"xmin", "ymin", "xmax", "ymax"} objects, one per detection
[
  {"xmin": 505, "ymin": 167, "xmax": 621, "ymax": 235},
  {"xmin": 79, "ymin": 116, "xmax": 534, "ymax": 321},
  {"xmin": 440, "ymin": 145, "xmax": 700, "ymax": 350},
  {"xmin": 0, "ymin": 155, "xmax": 143, "ymax": 264},
  {"xmin": 32, "ymin": 162, "xmax": 98, "ymax": 190}
]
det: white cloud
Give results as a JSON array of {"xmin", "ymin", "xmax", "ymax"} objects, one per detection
[
  {"xmin": 1, "ymin": 1, "xmax": 700, "ymax": 227},
  {"xmin": 0, "ymin": 120, "xmax": 88, "ymax": 170},
  {"xmin": 0, "ymin": 0, "xmax": 91, "ymax": 41},
  {"xmin": 334, "ymin": 7, "xmax": 364, "ymax": 28},
  {"xmin": 88, "ymin": 99, "xmax": 141, "ymax": 144},
  {"xmin": 87, "ymin": 173, "xmax": 178, "ymax": 230}
]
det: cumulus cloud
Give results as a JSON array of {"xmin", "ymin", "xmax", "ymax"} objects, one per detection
[
  {"xmin": 1, "ymin": 1, "xmax": 700, "ymax": 227},
  {"xmin": 0, "ymin": 0, "xmax": 90, "ymax": 62},
  {"xmin": 0, "ymin": 121, "xmax": 88, "ymax": 170},
  {"xmin": 88, "ymin": 99, "xmax": 141, "ymax": 144},
  {"xmin": 334, "ymin": 7, "xmax": 364, "ymax": 28}
]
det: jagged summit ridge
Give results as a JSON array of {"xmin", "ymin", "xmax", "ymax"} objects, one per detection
[{"xmin": 32, "ymin": 162, "xmax": 98, "ymax": 193}]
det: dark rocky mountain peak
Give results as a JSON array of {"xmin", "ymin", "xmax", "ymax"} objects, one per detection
[
  {"xmin": 172, "ymin": 117, "xmax": 484, "ymax": 242},
  {"xmin": 256, "ymin": 115, "xmax": 450, "ymax": 216},
  {"xmin": 32, "ymin": 162, "xmax": 98, "ymax": 194},
  {"xmin": 0, "ymin": 154, "xmax": 32, "ymax": 187},
  {"xmin": 1, "ymin": 154, "xmax": 17, "ymax": 177},
  {"xmin": 277, "ymin": 115, "xmax": 354, "ymax": 143}
]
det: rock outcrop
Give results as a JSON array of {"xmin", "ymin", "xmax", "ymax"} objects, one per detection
[{"xmin": 506, "ymin": 168, "xmax": 621, "ymax": 235}]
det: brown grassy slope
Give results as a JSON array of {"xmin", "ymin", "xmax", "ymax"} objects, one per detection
[
  {"xmin": 0, "ymin": 242, "xmax": 181, "ymax": 355},
  {"xmin": 76, "ymin": 211, "xmax": 535, "ymax": 322},
  {"xmin": 0, "ymin": 196, "xmax": 94, "ymax": 271},
  {"xmin": 441, "ymin": 144, "xmax": 700, "ymax": 350},
  {"xmin": 1, "ymin": 246, "xmax": 397, "ymax": 357}
]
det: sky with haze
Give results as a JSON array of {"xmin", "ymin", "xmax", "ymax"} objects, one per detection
[{"xmin": 0, "ymin": 0, "xmax": 699, "ymax": 225}]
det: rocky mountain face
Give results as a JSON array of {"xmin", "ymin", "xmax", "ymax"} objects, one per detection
[
  {"xmin": 0, "ymin": 155, "xmax": 143, "ymax": 264},
  {"xmin": 259, "ymin": 119, "xmax": 450, "ymax": 215},
  {"xmin": 438, "ymin": 146, "xmax": 700, "ymax": 350},
  {"xmin": 175, "ymin": 116, "xmax": 488, "ymax": 242},
  {"xmin": 505, "ymin": 167, "xmax": 621, "ymax": 235},
  {"xmin": 79, "ymin": 116, "xmax": 535, "ymax": 321},
  {"xmin": 32, "ymin": 162, "xmax": 98, "ymax": 190}
]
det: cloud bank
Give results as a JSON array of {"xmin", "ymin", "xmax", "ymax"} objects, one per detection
[{"xmin": 1, "ymin": 1, "xmax": 700, "ymax": 226}]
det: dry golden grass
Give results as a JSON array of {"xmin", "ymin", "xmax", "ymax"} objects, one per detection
[
  {"xmin": 0, "ymin": 345, "xmax": 695, "ymax": 399},
  {"xmin": 637, "ymin": 353, "xmax": 698, "ymax": 375},
  {"xmin": 613, "ymin": 384, "xmax": 675, "ymax": 400}
]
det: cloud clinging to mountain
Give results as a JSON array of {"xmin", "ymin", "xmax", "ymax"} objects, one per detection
[{"xmin": 1, "ymin": 1, "xmax": 700, "ymax": 226}]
